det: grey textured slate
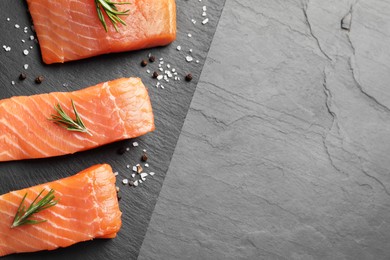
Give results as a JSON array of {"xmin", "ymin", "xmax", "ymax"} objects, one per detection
[{"xmin": 139, "ymin": 0, "xmax": 390, "ymax": 259}]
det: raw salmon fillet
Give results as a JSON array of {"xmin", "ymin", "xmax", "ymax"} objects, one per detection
[
  {"xmin": 0, "ymin": 164, "xmax": 122, "ymax": 257},
  {"xmin": 0, "ymin": 77, "xmax": 155, "ymax": 161},
  {"xmin": 26, "ymin": 0, "xmax": 177, "ymax": 64}
]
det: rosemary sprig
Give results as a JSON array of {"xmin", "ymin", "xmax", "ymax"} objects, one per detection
[
  {"xmin": 11, "ymin": 189, "xmax": 58, "ymax": 228},
  {"xmin": 49, "ymin": 99, "xmax": 92, "ymax": 136},
  {"xmin": 95, "ymin": 0, "xmax": 131, "ymax": 32}
]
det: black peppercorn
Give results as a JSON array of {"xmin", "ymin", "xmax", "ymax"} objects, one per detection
[
  {"xmin": 152, "ymin": 71, "xmax": 159, "ymax": 78},
  {"xmin": 19, "ymin": 73, "xmax": 27, "ymax": 80},
  {"xmin": 149, "ymin": 56, "xmax": 156, "ymax": 62},
  {"xmin": 185, "ymin": 74, "xmax": 193, "ymax": 82},
  {"xmin": 141, "ymin": 153, "xmax": 148, "ymax": 162},
  {"xmin": 35, "ymin": 75, "xmax": 44, "ymax": 84},
  {"xmin": 141, "ymin": 60, "xmax": 148, "ymax": 67}
]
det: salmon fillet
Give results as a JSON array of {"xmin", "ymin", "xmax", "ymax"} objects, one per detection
[
  {"xmin": 26, "ymin": 0, "xmax": 177, "ymax": 64},
  {"xmin": 0, "ymin": 77, "xmax": 155, "ymax": 161},
  {"xmin": 0, "ymin": 164, "xmax": 122, "ymax": 257}
]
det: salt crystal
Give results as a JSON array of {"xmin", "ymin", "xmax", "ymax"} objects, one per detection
[
  {"xmin": 202, "ymin": 18, "xmax": 209, "ymax": 25},
  {"xmin": 167, "ymin": 64, "xmax": 171, "ymax": 68},
  {"xmin": 145, "ymin": 163, "xmax": 149, "ymax": 168},
  {"xmin": 149, "ymin": 172, "xmax": 155, "ymax": 176},
  {"xmin": 196, "ymin": 60, "xmax": 200, "ymax": 63},
  {"xmin": 122, "ymin": 179, "xmax": 129, "ymax": 185},
  {"xmin": 159, "ymin": 57, "xmax": 163, "ymax": 61},
  {"xmin": 139, "ymin": 180, "xmax": 143, "ymax": 184},
  {"xmin": 186, "ymin": 56, "xmax": 193, "ymax": 62},
  {"xmin": 176, "ymin": 45, "xmax": 181, "ymax": 51},
  {"xmin": 24, "ymin": 64, "xmax": 29, "ymax": 69},
  {"xmin": 132, "ymin": 166, "xmax": 137, "ymax": 172},
  {"xmin": 146, "ymin": 69, "xmax": 151, "ymax": 73},
  {"xmin": 11, "ymin": 81, "xmax": 15, "ymax": 85},
  {"xmin": 188, "ymin": 33, "xmax": 192, "ymax": 38},
  {"xmin": 189, "ymin": 49, "xmax": 193, "ymax": 53},
  {"xmin": 159, "ymin": 67, "xmax": 163, "ymax": 72},
  {"xmin": 143, "ymin": 149, "xmax": 147, "ymax": 152},
  {"xmin": 29, "ymin": 35, "xmax": 34, "ymax": 40},
  {"xmin": 6, "ymin": 18, "xmax": 10, "ymax": 21},
  {"xmin": 133, "ymin": 180, "xmax": 139, "ymax": 186},
  {"xmin": 133, "ymin": 142, "xmax": 139, "ymax": 147},
  {"xmin": 191, "ymin": 19, "xmax": 197, "ymax": 24},
  {"xmin": 21, "ymin": 39, "xmax": 25, "ymax": 43},
  {"xmin": 172, "ymin": 68, "xmax": 176, "ymax": 72},
  {"xmin": 203, "ymin": 6, "xmax": 207, "ymax": 11},
  {"xmin": 140, "ymin": 173, "xmax": 148, "ymax": 179},
  {"xmin": 202, "ymin": 12, "xmax": 207, "ymax": 17},
  {"xmin": 23, "ymin": 49, "xmax": 29, "ymax": 56},
  {"xmin": 161, "ymin": 85, "xmax": 165, "ymax": 89},
  {"xmin": 30, "ymin": 46, "xmax": 33, "ymax": 49},
  {"xmin": 126, "ymin": 164, "xmax": 130, "ymax": 169},
  {"xmin": 113, "ymin": 172, "xmax": 119, "ymax": 176},
  {"xmin": 148, "ymin": 53, "xmax": 151, "ymax": 57},
  {"xmin": 126, "ymin": 147, "xmax": 130, "ymax": 151},
  {"xmin": 15, "ymin": 24, "xmax": 20, "ymax": 28},
  {"xmin": 131, "ymin": 173, "xmax": 135, "ymax": 178},
  {"xmin": 157, "ymin": 75, "xmax": 163, "ymax": 80}
]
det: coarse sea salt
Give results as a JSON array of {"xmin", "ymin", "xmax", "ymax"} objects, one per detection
[
  {"xmin": 24, "ymin": 64, "xmax": 29, "ymax": 69},
  {"xmin": 177, "ymin": 45, "xmax": 181, "ymax": 51},
  {"xmin": 186, "ymin": 56, "xmax": 193, "ymax": 62},
  {"xmin": 133, "ymin": 142, "xmax": 139, "ymax": 147},
  {"xmin": 149, "ymin": 172, "xmax": 155, "ymax": 176},
  {"xmin": 202, "ymin": 18, "xmax": 209, "ymax": 25},
  {"xmin": 122, "ymin": 179, "xmax": 129, "ymax": 185},
  {"xmin": 23, "ymin": 49, "xmax": 29, "ymax": 56}
]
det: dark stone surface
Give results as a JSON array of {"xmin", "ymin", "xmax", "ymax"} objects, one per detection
[
  {"xmin": 0, "ymin": 0, "xmax": 225, "ymax": 259},
  {"xmin": 139, "ymin": 0, "xmax": 390, "ymax": 259}
]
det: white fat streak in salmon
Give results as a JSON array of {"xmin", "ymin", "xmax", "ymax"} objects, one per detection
[
  {"xmin": 11, "ymin": 98, "xmax": 70, "ymax": 154},
  {"xmin": 0, "ymin": 117, "xmax": 50, "ymax": 156},
  {"xmin": 2, "ymin": 191, "xmax": 79, "ymax": 245},
  {"xmin": 104, "ymin": 82, "xmax": 128, "ymax": 137}
]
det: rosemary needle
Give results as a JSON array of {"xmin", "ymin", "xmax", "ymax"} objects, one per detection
[
  {"xmin": 49, "ymin": 99, "xmax": 92, "ymax": 136},
  {"xmin": 11, "ymin": 189, "xmax": 58, "ymax": 228},
  {"xmin": 95, "ymin": 0, "xmax": 131, "ymax": 32}
]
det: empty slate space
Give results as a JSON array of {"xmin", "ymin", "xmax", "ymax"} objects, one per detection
[
  {"xmin": 139, "ymin": 0, "xmax": 390, "ymax": 259},
  {"xmin": 0, "ymin": 0, "xmax": 226, "ymax": 259}
]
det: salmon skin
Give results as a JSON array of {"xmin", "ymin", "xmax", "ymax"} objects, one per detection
[
  {"xmin": 0, "ymin": 77, "xmax": 155, "ymax": 161},
  {"xmin": 26, "ymin": 0, "xmax": 177, "ymax": 64},
  {"xmin": 0, "ymin": 164, "xmax": 122, "ymax": 257}
]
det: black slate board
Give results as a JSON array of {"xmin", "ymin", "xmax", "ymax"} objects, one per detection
[{"xmin": 0, "ymin": 1, "xmax": 226, "ymax": 259}]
